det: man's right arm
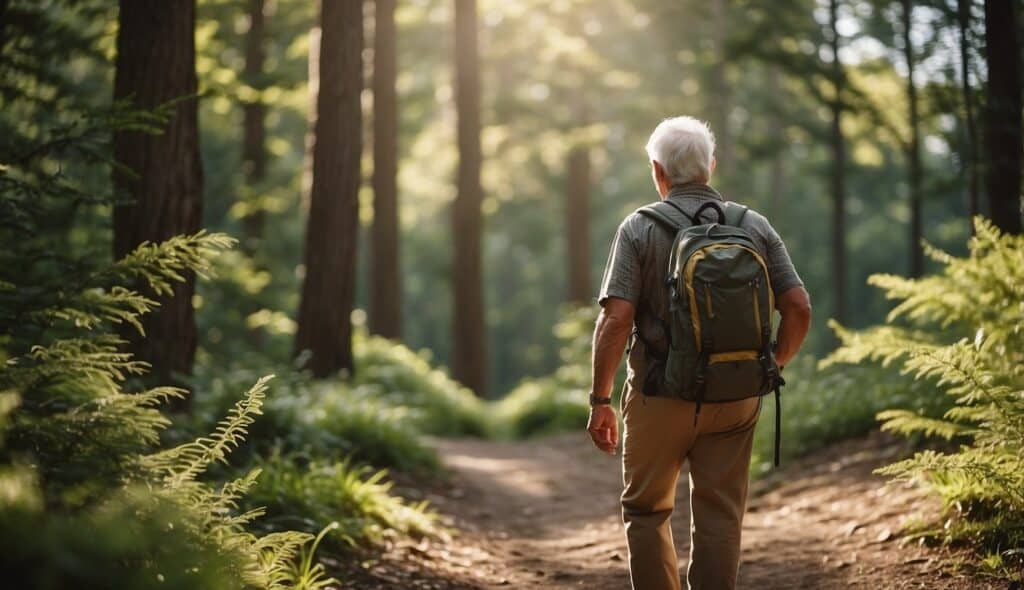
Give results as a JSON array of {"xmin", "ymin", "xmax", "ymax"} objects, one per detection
[{"xmin": 774, "ymin": 286, "xmax": 811, "ymax": 368}]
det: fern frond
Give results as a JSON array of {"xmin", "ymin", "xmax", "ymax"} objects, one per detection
[
  {"xmin": 877, "ymin": 409, "xmax": 972, "ymax": 439},
  {"xmin": 140, "ymin": 376, "xmax": 272, "ymax": 488}
]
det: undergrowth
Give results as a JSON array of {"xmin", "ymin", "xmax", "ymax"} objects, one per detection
[{"xmin": 825, "ymin": 218, "xmax": 1024, "ymax": 580}]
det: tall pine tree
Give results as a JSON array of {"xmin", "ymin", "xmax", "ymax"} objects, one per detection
[
  {"xmin": 112, "ymin": 0, "xmax": 203, "ymax": 385},
  {"xmin": 982, "ymin": 0, "xmax": 1022, "ymax": 234},
  {"xmin": 294, "ymin": 0, "xmax": 364, "ymax": 377},
  {"xmin": 370, "ymin": 0, "xmax": 402, "ymax": 339},
  {"xmin": 452, "ymin": 0, "xmax": 487, "ymax": 397}
]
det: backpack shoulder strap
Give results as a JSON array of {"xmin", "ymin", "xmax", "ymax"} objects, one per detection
[
  {"xmin": 722, "ymin": 201, "xmax": 750, "ymax": 228},
  {"xmin": 637, "ymin": 199, "xmax": 701, "ymax": 232},
  {"xmin": 637, "ymin": 203, "xmax": 682, "ymax": 232}
]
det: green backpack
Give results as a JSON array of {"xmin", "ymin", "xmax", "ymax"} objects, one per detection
[{"xmin": 637, "ymin": 199, "xmax": 785, "ymax": 465}]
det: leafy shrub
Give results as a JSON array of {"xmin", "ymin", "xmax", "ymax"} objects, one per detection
[
  {"xmin": 0, "ymin": 113, "xmax": 329, "ymax": 589},
  {"xmin": 493, "ymin": 305, "xmax": 623, "ymax": 438},
  {"xmin": 749, "ymin": 357, "xmax": 947, "ymax": 474},
  {"xmin": 190, "ymin": 367, "xmax": 441, "ymax": 474},
  {"xmin": 353, "ymin": 333, "xmax": 489, "ymax": 436},
  {"xmin": 244, "ymin": 452, "xmax": 438, "ymax": 551},
  {"xmin": 824, "ymin": 218, "xmax": 1024, "ymax": 578}
]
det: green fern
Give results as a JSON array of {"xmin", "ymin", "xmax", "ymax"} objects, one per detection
[{"xmin": 824, "ymin": 217, "xmax": 1024, "ymax": 576}]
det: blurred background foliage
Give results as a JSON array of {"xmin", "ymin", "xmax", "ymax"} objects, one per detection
[
  {"xmin": 1, "ymin": 0, "xmax": 1021, "ymax": 584},
  {"xmin": 183, "ymin": 0, "xmax": 988, "ymax": 394}
]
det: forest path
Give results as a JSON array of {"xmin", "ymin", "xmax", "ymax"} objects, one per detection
[{"xmin": 349, "ymin": 432, "xmax": 998, "ymax": 589}]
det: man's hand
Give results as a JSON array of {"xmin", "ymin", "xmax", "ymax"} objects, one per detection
[{"xmin": 587, "ymin": 405, "xmax": 619, "ymax": 455}]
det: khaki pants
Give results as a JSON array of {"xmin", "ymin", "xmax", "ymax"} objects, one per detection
[{"xmin": 621, "ymin": 388, "xmax": 760, "ymax": 590}]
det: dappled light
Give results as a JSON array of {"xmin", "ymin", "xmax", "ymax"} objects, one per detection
[{"xmin": 0, "ymin": 0, "xmax": 1021, "ymax": 588}]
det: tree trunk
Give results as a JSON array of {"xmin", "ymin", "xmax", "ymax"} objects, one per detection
[
  {"xmin": 112, "ymin": 0, "xmax": 203, "ymax": 387},
  {"xmin": 242, "ymin": 0, "xmax": 267, "ymax": 255},
  {"xmin": 828, "ymin": 0, "xmax": 847, "ymax": 324},
  {"xmin": 902, "ymin": 0, "xmax": 923, "ymax": 276},
  {"xmin": 294, "ymin": 0, "xmax": 363, "ymax": 378},
  {"xmin": 369, "ymin": 0, "xmax": 401, "ymax": 339},
  {"xmin": 242, "ymin": 0, "xmax": 267, "ymax": 348},
  {"xmin": 958, "ymin": 0, "xmax": 979, "ymax": 235},
  {"xmin": 300, "ymin": 26, "xmax": 321, "ymax": 216},
  {"xmin": 768, "ymin": 68, "xmax": 785, "ymax": 213},
  {"xmin": 452, "ymin": 0, "xmax": 487, "ymax": 397},
  {"xmin": 982, "ymin": 0, "xmax": 1022, "ymax": 235},
  {"xmin": 710, "ymin": 0, "xmax": 733, "ymax": 180},
  {"xmin": 566, "ymin": 138, "xmax": 591, "ymax": 305}
]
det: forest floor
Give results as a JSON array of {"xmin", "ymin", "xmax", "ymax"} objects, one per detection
[{"xmin": 336, "ymin": 431, "xmax": 1003, "ymax": 589}]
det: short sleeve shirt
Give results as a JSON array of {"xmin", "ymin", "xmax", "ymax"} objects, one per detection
[{"xmin": 598, "ymin": 183, "xmax": 803, "ymax": 394}]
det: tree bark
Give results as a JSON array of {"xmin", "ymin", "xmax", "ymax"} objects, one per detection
[
  {"xmin": 452, "ymin": 0, "xmax": 487, "ymax": 397},
  {"xmin": 112, "ymin": 0, "xmax": 203, "ymax": 386},
  {"xmin": 828, "ymin": 0, "xmax": 847, "ymax": 324},
  {"xmin": 300, "ymin": 26, "xmax": 320, "ymax": 216},
  {"xmin": 242, "ymin": 0, "xmax": 267, "ymax": 349},
  {"xmin": 242, "ymin": 0, "xmax": 267, "ymax": 255},
  {"xmin": 294, "ymin": 0, "xmax": 363, "ymax": 378},
  {"xmin": 566, "ymin": 139, "xmax": 591, "ymax": 305},
  {"xmin": 982, "ymin": 0, "xmax": 1022, "ymax": 235},
  {"xmin": 957, "ymin": 0, "xmax": 979, "ymax": 235},
  {"xmin": 901, "ymin": 0, "xmax": 923, "ymax": 276},
  {"xmin": 370, "ymin": 0, "xmax": 401, "ymax": 339},
  {"xmin": 768, "ymin": 68, "xmax": 785, "ymax": 213},
  {"xmin": 710, "ymin": 0, "xmax": 733, "ymax": 180}
]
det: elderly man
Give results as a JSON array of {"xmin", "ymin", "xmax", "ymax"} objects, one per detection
[{"xmin": 587, "ymin": 116, "xmax": 812, "ymax": 590}]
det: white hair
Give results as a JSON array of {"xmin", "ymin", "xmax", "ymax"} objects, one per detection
[{"xmin": 644, "ymin": 116, "xmax": 717, "ymax": 185}]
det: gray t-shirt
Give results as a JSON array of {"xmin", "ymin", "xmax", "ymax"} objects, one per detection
[{"xmin": 598, "ymin": 182, "xmax": 803, "ymax": 395}]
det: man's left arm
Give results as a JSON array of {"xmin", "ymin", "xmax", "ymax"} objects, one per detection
[{"xmin": 587, "ymin": 297, "xmax": 635, "ymax": 455}]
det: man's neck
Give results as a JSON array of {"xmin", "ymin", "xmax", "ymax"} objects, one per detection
[{"xmin": 666, "ymin": 182, "xmax": 722, "ymax": 201}]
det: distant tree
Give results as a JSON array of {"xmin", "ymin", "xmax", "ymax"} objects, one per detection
[
  {"xmin": 452, "ymin": 0, "xmax": 488, "ymax": 397},
  {"xmin": 242, "ymin": 0, "xmax": 267, "ymax": 255},
  {"xmin": 112, "ymin": 0, "xmax": 203, "ymax": 386},
  {"xmin": 710, "ymin": 0, "xmax": 734, "ymax": 179},
  {"xmin": 370, "ymin": 0, "xmax": 402, "ymax": 339},
  {"xmin": 901, "ymin": 0, "xmax": 923, "ymax": 276},
  {"xmin": 566, "ymin": 100, "xmax": 591, "ymax": 305},
  {"xmin": 294, "ymin": 0, "xmax": 364, "ymax": 378},
  {"xmin": 982, "ymin": 0, "xmax": 1022, "ymax": 234},
  {"xmin": 241, "ymin": 0, "xmax": 267, "ymax": 348},
  {"xmin": 827, "ymin": 0, "xmax": 848, "ymax": 324},
  {"xmin": 957, "ymin": 0, "xmax": 980, "ymax": 234}
]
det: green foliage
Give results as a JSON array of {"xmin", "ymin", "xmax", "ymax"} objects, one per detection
[
  {"xmin": 749, "ymin": 357, "xmax": 947, "ymax": 474},
  {"xmin": 353, "ymin": 333, "xmax": 489, "ymax": 437},
  {"xmin": 244, "ymin": 452, "xmax": 438, "ymax": 551},
  {"xmin": 190, "ymin": 367, "xmax": 441, "ymax": 474},
  {"xmin": 0, "ymin": 112, "xmax": 332, "ymax": 588},
  {"xmin": 824, "ymin": 218, "xmax": 1024, "ymax": 578},
  {"xmin": 493, "ymin": 306, "xmax": 609, "ymax": 438}
]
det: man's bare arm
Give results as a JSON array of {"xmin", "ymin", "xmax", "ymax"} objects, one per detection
[
  {"xmin": 587, "ymin": 297, "xmax": 635, "ymax": 454},
  {"xmin": 774, "ymin": 286, "xmax": 812, "ymax": 368},
  {"xmin": 591, "ymin": 298, "xmax": 635, "ymax": 398}
]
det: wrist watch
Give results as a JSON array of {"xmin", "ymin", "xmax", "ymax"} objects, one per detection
[{"xmin": 589, "ymin": 394, "xmax": 612, "ymax": 406}]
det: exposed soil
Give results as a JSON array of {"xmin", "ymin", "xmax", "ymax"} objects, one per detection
[{"xmin": 337, "ymin": 431, "xmax": 1001, "ymax": 589}]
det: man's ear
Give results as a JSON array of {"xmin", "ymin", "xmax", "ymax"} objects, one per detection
[
  {"xmin": 710, "ymin": 156, "xmax": 717, "ymax": 176},
  {"xmin": 652, "ymin": 160, "xmax": 668, "ymax": 185}
]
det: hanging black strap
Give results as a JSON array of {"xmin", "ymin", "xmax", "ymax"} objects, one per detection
[{"xmin": 773, "ymin": 385, "xmax": 782, "ymax": 467}]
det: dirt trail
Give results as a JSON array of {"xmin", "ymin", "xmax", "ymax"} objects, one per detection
[{"xmin": 345, "ymin": 432, "xmax": 998, "ymax": 589}]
